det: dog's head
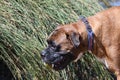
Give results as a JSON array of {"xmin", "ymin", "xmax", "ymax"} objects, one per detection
[{"xmin": 41, "ymin": 23, "xmax": 86, "ymax": 70}]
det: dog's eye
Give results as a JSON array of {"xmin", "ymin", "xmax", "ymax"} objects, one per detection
[{"xmin": 47, "ymin": 40, "xmax": 56, "ymax": 47}]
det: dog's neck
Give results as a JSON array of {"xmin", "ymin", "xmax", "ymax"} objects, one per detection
[
  {"xmin": 80, "ymin": 16, "xmax": 94, "ymax": 50},
  {"xmin": 87, "ymin": 16, "xmax": 107, "ymax": 58},
  {"xmin": 76, "ymin": 16, "xmax": 107, "ymax": 58}
]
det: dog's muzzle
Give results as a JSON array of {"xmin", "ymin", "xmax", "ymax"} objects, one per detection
[{"xmin": 41, "ymin": 45, "xmax": 75, "ymax": 70}]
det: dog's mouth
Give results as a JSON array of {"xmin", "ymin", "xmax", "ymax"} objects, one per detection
[
  {"xmin": 41, "ymin": 51, "xmax": 75, "ymax": 70},
  {"xmin": 41, "ymin": 40, "xmax": 75, "ymax": 70},
  {"xmin": 52, "ymin": 53, "xmax": 74, "ymax": 70}
]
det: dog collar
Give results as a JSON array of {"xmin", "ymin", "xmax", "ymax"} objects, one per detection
[{"xmin": 80, "ymin": 16, "xmax": 94, "ymax": 50}]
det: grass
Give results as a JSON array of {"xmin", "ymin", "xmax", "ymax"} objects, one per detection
[{"xmin": 0, "ymin": 0, "xmax": 115, "ymax": 80}]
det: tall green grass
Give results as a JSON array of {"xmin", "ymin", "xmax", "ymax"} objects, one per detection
[{"xmin": 0, "ymin": 0, "xmax": 114, "ymax": 80}]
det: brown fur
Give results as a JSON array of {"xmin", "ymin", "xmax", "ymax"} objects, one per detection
[{"xmin": 47, "ymin": 6, "xmax": 120, "ymax": 79}]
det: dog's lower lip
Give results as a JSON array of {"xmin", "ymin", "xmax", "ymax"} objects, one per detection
[
  {"xmin": 52, "ymin": 63, "xmax": 64, "ymax": 70},
  {"xmin": 52, "ymin": 57, "xmax": 67, "ymax": 70},
  {"xmin": 42, "ymin": 51, "xmax": 75, "ymax": 70}
]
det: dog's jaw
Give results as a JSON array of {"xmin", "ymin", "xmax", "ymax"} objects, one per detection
[{"xmin": 41, "ymin": 51, "xmax": 75, "ymax": 70}]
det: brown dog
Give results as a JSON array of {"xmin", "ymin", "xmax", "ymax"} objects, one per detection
[{"xmin": 41, "ymin": 6, "xmax": 120, "ymax": 80}]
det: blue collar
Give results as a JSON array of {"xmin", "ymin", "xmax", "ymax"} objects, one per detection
[{"xmin": 80, "ymin": 16, "xmax": 94, "ymax": 50}]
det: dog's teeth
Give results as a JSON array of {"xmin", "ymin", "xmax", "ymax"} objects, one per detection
[
  {"xmin": 52, "ymin": 64, "xmax": 54, "ymax": 68},
  {"xmin": 44, "ymin": 63, "xmax": 53, "ymax": 69},
  {"xmin": 44, "ymin": 63, "xmax": 49, "ymax": 67},
  {"xmin": 44, "ymin": 62, "xmax": 46, "ymax": 66},
  {"xmin": 44, "ymin": 62, "xmax": 49, "ymax": 66}
]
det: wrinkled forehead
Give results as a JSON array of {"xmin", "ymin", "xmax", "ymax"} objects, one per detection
[{"xmin": 47, "ymin": 29, "xmax": 66, "ymax": 45}]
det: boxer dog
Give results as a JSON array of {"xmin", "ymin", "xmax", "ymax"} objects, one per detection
[{"xmin": 41, "ymin": 6, "xmax": 120, "ymax": 80}]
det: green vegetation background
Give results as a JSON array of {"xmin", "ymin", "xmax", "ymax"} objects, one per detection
[{"xmin": 0, "ymin": 0, "xmax": 114, "ymax": 80}]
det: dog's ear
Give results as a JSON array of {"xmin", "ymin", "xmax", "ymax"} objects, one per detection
[{"xmin": 66, "ymin": 32, "xmax": 80, "ymax": 48}]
